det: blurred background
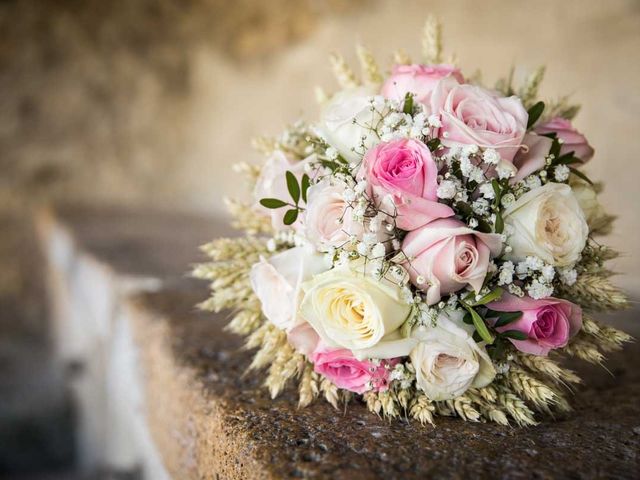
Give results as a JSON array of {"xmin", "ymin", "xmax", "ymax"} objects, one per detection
[{"xmin": 1, "ymin": 0, "xmax": 639, "ymax": 478}]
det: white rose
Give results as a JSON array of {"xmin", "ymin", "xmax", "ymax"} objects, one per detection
[
  {"xmin": 570, "ymin": 177, "xmax": 607, "ymax": 231},
  {"xmin": 410, "ymin": 310, "xmax": 496, "ymax": 401},
  {"xmin": 304, "ymin": 179, "xmax": 364, "ymax": 249},
  {"xmin": 249, "ymin": 246, "xmax": 330, "ymax": 331},
  {"xmin": 254, "ymin": 151, "xmax": 315, "ymax": 231},
  {"xmin": 503, "ymin": 182, "xmax": 588, "ymax": 267},
  {"xmin": 318, "ymin": 87, "xmax": 384, "ymax": 164},
  {"xmin": 299, "ymin": 263, "xmax": 412, "ymax": 358}
]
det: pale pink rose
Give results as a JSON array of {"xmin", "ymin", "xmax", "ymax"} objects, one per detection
[
  {"xmin": 311, "ymin": 347, "xmax": 395, "ymax": 394},
  {"xmin": 430, "ymin": 77, "xmax": 528, "ymax": 162},
  {"xmin": 249, "ymin": 246, "xmax": 330, "ymax": 331},
  {"xmin": 304, "ymin": 179, "xmax": 364, "ymax": 249},
  {"xmin": 512, "ymin": 133, "xmax": 554, "ymax": 183},
  {"xmin": 357, "ymin": 138, "xmax": 454, "ymax": 231},
  {"xmin": 535, "ymin": 117, "xmax": 594, "ymax": 163},
  {"xmin": 488, "ymin": 294, "xmax": 582, "ymax": 356},
  {"xmin": 401, "ymin": 218, "xmax": 503, "ymax": 305},
  {"xmin": 254, "ymin": 151, "xmax": 315, "ymax": 231},
  {"xmin": 288, "ymin": 322, "xmax": 320, "ymax": 357},
  {"xmin": 381, "ymin": 64, "xmax": 464, "ymax": 105}
]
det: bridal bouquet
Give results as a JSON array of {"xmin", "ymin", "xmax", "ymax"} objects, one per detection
[{"xmin": 194, "ymin": 19, "xmax": 630, "ymax": 425}]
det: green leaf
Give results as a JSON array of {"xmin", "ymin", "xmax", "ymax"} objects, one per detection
[
  {"xmin": 426, "ymin": 138, "xmax": 441, "ymax": 151},
  {"xmin": 549, "ymin": 138, "xmax": 561, "ymax": 158},
  {"xmin": 491, "ymin": 179, "xmax": 502, "ymax": 206},
  {"xmin": 283, "ymin": 208, "xmax": 299, "ymax": 226},
  {"xmin": 259, "ymin": 198, "xmax": 288, "ymax": 209},
  {"xmin": 403, "ymin": 92, "xmax": 414, "ymax": 114},
  {"xmin": 526, "ymin": 101, "xmax": 545, "ymax": 129},
  {"xmin": 467, "ymin": 287, "xmax": 504, "ymax": 306},
  {"xmin": 569, "ymin": 167, "xmax": 594, "ymax": 185},
  {"xmin": 462, "ymin": 312, "xmax": 473, "ymax": 325},
  {"xmin": 554, "ymin": 151, "xmax": 580, "ymax": 166},
  {"xmin": 455, "ymin": 201, "xmax": 474, "ymax": 217},
  {"xmin": 501, "ymin": 330, "xmax": 528, "ymax": 341},
  {"xmin": 466, "ymin": 306, "xmax": 495, "ymax": 344},
  {"xmin": 285, "ymin": 171, "xmax": 300, "ymax": 204},
  {"xmin": 301, "ymin": 174, "xmax": 311, "ymax": 203},
  {"xmin": 494, "ymin": 311, "xmax": 523, "ymax": 328},
  {"xmin": 494, "ymin": 211, "xmax": 504, "ymax": 234}
]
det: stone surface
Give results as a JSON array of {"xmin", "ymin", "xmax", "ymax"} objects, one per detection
[{"xmin": 40, "ymin": 205, "xmax": 640, "ymax": 479}]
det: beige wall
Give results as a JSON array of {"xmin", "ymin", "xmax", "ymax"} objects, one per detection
[
  {"xmin": 181, "ymin": 0, "xmax": 640, "ymax": 295},
  {"xmin": 2, "ymin": 0, "xmax": 639, "ymax": 296}
]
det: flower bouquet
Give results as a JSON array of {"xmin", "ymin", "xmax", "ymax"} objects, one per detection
[{"xmin": 194, "ymin": 19, "xmax": 631, "ymax": 425}]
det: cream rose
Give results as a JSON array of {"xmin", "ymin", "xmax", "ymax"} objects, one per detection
[
  {"xmin": 299, "ymin": 263, "xmax": 412, "ymax": 359},
  {"xmin": 410, "ymin": 310, "xmax": 496, "ymax": 401},
  {"xmin": 318, "ymin": 87, "xmax": 384, "ymax": 164},
  {"xmin": 503, "ymin": 183, "xmax": 588, "ymax": 267},
  {"xmin": 249, "ymin": 246, "xmax": 330, "ymax": 331}
]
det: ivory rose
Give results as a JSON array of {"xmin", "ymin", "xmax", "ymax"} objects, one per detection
[
  {"xmin": 254, "ymin": 151, "xmax": 314, "ymax": 231},
  {"xmin": 535, "ymin": 117, "xmax": 594, "ymax": 163},
  {"xmin": 488, "ymin": 294, "xmax": 582, "ymax": 356},
  {"xmin": 249, "ymin": 246, "xmax": 330, "ymax": 331},
  {"xmin": 299, "ymin": 263, "xmax": 412, "ymax": 359},
  {"xmin": 381, "ymin": 63, "xmax": 464, "ymax": 105},
  {"xmin": 430, "ymin": 77, "xmax": 528, "ymax": 162},
  {"xmin": 503, "ymin": 182, "xmax": 588, "ymax": 267},
  {"xmin": 318, "ymin": 87, "xmax": 385, "ymax": 164},
  {"xmin": 401, "ymin": 218, "xmax": 503, "ymax": 305},
  {"xmin": 410, "ymin": 310, "xmax": 496, "ymax": 400},
  {"xmin": 304, "ymin": 179, "xmax": 364, "ymax": 250},
  {"xmin": 311, "ymin": 347, "xmax": 394, "ymax": 394},
  {"xmin": 358, "ymin": 138, "xmax": 454, "ymax": 231}
]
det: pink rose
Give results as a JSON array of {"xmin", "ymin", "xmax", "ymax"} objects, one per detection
[
  {"xmin": 288, "ymin": 322, "xmax": 320, "ymax": 357},
  {"xmin": 401, "ymin": 218, "xmax": 503, "ymax": 305},
  {"xmin": 304, "ymin": 179, "xmax": 364, "ymax": 249},
  {"xmin": 357, "ymin": 138, "xmax": 454, "ymax": 231},
  {"xmin": 311, "ymin": 347, "xmax": 395, "ymax": 394},
  {"xmin": 511, "ymin": 133, "xmax": 554, "ymax": 183},
  {"xmin": 381, "ymin": 63, "xmax": 464, "ymax": 105},
  {"xmin": 430, "ymin": 77, "xmax": 528, "ymax": 162},
  {"xmin": 488, "ymin": 294, "xmax": 582, "ymax": 356},
  {"xmin": 535, "ymin": 117, "xmax": 594, "ymax": 163}
]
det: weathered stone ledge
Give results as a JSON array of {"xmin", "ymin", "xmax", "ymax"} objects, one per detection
[{"xmin": 37, "ymin": 205, "xmax": 640, "ymax": 479}]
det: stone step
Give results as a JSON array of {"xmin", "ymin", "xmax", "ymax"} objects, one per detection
[{"xmin": 36, "ymin": 205, "xmax": 640, "ymax": 479}]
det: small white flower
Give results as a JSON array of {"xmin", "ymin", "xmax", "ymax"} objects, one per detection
[
  {"xmin": 371, "ymin": 243, "xmax": 386, "ymax": 258},
  {"xmin": 427, "ymin": 114, "xmax": 442, "ymax": 128},
  {"xmin": 472, "ymin": 199, "xmax": 490, "ymax": 216},
  {"xmin": 266, "ymin": 238, "xmax": 277, "ymax": 252},
  {"xmin": 343, "ymin": 188, "xmax": 356, "ymax": 202},
  {"xmin": 462, "ymin": 144, "xmax": 479, "ymax": 156},
  {"xmin": 541, "ymin": 265, "xmax": 556, "ymax": 282},
  {"xmin": 498, "ymin": 261, "xmax": 515, "ymax": 286},
  {"xmin": 479, "ymin": 183, "xmax": 495, "ymax": 200},
  {"xmin": 558, "ymin": 267, "xmax": 578, "ymax": 286},
  {"xmin": 482, "ymin": 148, "xmax": 500, "ymax": 165},
  {"xmin": 525, "ymin": 175, "xmax": 542, "ymax": 190},
  {"xmin": 437, "ymin": 180, "xmax": 458, "ymax": 199},
  {"xmin": 356, "ymin": 242, "xmax": 370, "ymax": 256},
  {"xmin": 354, "ymin": 180, "xmax": 367, "ymax": 194},
  {"xmin": 325, "ymin": 146, "xmax": 338, "ymax": 160},
  {"xmin": 468, "ymin": 218, "xmax": 479, "ymax": 228},
  {"xmin": 554, "ymin": 164, "xmax": 570, "ymax": 182},
  {"xmin": 507, "ymin": 283, "xmax": 525, "ymax": 297},
  {"xmin": 501, "ymin": 193, "xmax": 516, "ymax": 208},
  {"xmin": 496, "ymin": 160, "xmax": 516, "ymax": 180},
  {"xmin": 526, "ymin": 279, "xmax": 554, "ymax": 299},
  {"xmin": 524, "ymin": 256, "xmax": 545, "ymax": 271}
]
